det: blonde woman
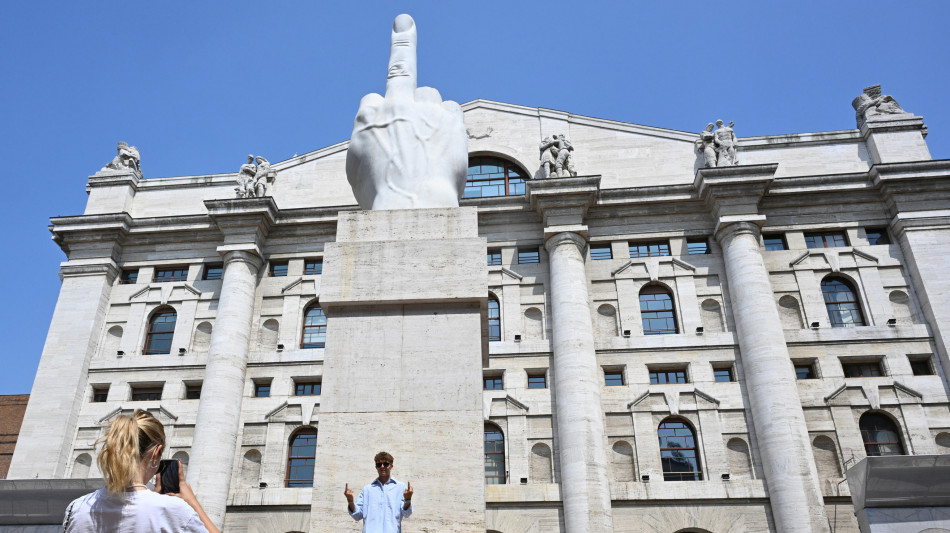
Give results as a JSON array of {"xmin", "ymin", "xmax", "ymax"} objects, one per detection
[{"xmin": 62, "ymin": 409, "xmax": 219, "ymax": 533}]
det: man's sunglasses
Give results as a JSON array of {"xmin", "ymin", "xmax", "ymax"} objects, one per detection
[{"xmin": 375, "ymin": 462, "xmax": 391, "ymax": 468}]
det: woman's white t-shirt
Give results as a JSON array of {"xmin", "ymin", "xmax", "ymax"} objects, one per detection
[{"xmin": 63, "ymin": 488, "xmax": 209, "ymax": 533}]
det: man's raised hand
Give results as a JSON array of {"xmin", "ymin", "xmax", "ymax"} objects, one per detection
[
  {"xmin": 344, "ymin": 483, "xmax": 354, "ymax": 502},
  {"xmin": 403, "ymin": 481, "xmax": 413, "ymax": 501}
]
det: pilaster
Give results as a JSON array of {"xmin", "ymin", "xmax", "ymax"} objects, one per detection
[{"xmin": 860, "ymin": 114, "xmax": 931, "ymax": 164}]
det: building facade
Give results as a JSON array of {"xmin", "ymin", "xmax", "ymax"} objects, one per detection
[{"xmin": 8, "ymin": 95, "xmax": 950, "ymax": 532}]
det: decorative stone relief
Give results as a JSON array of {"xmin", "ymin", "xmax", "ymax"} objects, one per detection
[
  {"xmin": 700, "ymin": 120, "xmax": 738, "ymax": 167},
  {"xmin": 235, "ymin": 155, "xmax": 275, "ymax": 198},
  {"xmin": 538, "ymin": 134, "xmax": 577, "ymax": 178},
  {"xmin": 852, "ymin": 84, "xmax": 906, "ymax": 128},
  {"xmin": 696, "ymin": 123, "xmax": 717, "ymax": 168},
  {"xmin": 345, "ymin": 14, "xmax": 468, "ymax": 210},
  {"xmin": 101, "ymin": 141, "xmax": 140, "ymax": 172}
]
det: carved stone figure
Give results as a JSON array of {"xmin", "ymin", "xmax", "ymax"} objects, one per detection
[
  {"xmin": 252, "ymin": 156, "xmax": 272, "ymax": 197},
  {"xmin": 696, "ymin": 123, "xmax": 717, "ymax": 168},
  {"xmin": 345, "ymin": 14, "xmax": 468, "ymax": 210},
  {"xmin": 102, "ymin": 142, "xmax": 141, "ymax": 172},
  {"xmin": 539, "ymin": 134, "xmax": 577, "ymax": 178},
  {"xmin": 852, "ymin": 84, "xmax": 906, "ymax": 127},
  {"xmin": 234, "ymin": 155, "xmax": 275, "ymax": 198},
  {"xmin": 713, "ymin": 119, "xmax": 738, "ymax": 166}
]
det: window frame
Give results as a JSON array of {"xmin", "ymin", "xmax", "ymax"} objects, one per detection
[
  {"xmin": 658, "ymin": 418, "xmax": 703, "ymax": 481},
  {"xmin": 859, "ymin": 412, "xmax": 905, "ymax": 457},
  {"xmin": 269, "ymin": 261, "xmax": 289, "ymax": 277},
  {"xmin": 628, "ymin": 240, "xmax": 671, "ymax": 258},
  {"xmin": 153, "ymin": 266, "xmax": 189, "ymax": 283},
  {"xmin": 300, "ymin": 303, "xmax": 327, "ymax": 349},
  {"xmin": 184, "ymin": 382, "xmax": 202, "ymax": 400},
  {"xmin": 144, "ymin": 307, "xmax": 177, "ymax": 355},
  {"xmin": 686, "ymin": 238, "xmax": 710, "ymax": 255},
  {"xmin": 285, "ymin": 428, "xmax": 318, "ymax": 487},
  {"xmin": 517, "ymin": 248, "xmax": 540, "ymax": 265},
  {"xmin": 712, "ymin": 364, "xmax": 735, "ymax": 383},
  {"xmin": 119, "ymin": 269, "xmax": 139, "ymax": 284},
  {"xmin": 639, "ymin": 284, "xmax": 678, "ymax": 335},
  {"xmin": 821, "ymin": 276, "xmax": 867, "ymax": 328},
  {"xmin": 804, "ymin": 231, "xmax": 849, "ymax": 249},
  {"xmin": 484, "ymin": 373, "xmax": 504, "ymax": 391},
  {"xmin": 649, "ymin": 366, "xmax": 689, "ymax": 385},
  {"xmin": 465, "ymin": 156, "xmax": 526, "ymax": 198},
  {"xmin": 762, "ymin": 234, "xmax": 788, "ymax": 251},
  {"xmin": 484, "ymin": 423, "xmax": 506, "ymax": 485},
  {"xmin": 864, "ymin": 227, "xmax": 891, "ymax": 246},
  {"xmin": 604, "ymin": 370, "xmax": 625, "ymax": 386},
  {"xmin": 304, "ymin": 259, "xmax": 323, "ymax": 275},
  {"xmin": 589, "ymin": 244, "xmax": 613, "ymax": 261},
  {"xmin": 527, "ymin": 371, "xmax": 547, "ymax": 389},
  {"xmin": 202, "ymin": 264, "xmax": 223, "ymax": 281},
  {"xmin": 794, "ymin": 360, "xmax": 818, "ymax": 380},
  {"xmin": 253, "ymin": 380, "xmax": 272, "ymax": 398},
  {"xmin": 294, "ymin": 380, "xmax": 322, "ymax": 396},
  {"xmin": 130, "ymin": 384, "xmax": 163, "ymax": 401},
  {"xmin": 908, "ymin": 356, "xmax": 935, "ymax": 376},
  {"xmin": 841, "ymin": 359, "xmax": 885, "ymax": 378},
  {"xmin": 487, "ymin": 295, "xmax": 501, "ymax": 342},
  {"xmin": 487, "ymin": 249, "xmax": 502, "ymax": 266},
  {"xmin": 92, "ymin": 385, "xmax": 109, "ymax": 403}
]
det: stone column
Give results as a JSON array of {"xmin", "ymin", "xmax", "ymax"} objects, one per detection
[
  {"xmin": 8, "ymin": 262, "xmax": 117, "ymax": 478},
  {"xmin": 545, "ymin": 231, "xmax": 613, "ymax": 533},
  {"xmin": 188, "ymin": 249, "xmax": 263, "ymax": 525},
  {"xmin": 716, "ymin": 220, "xmax": 830, "ymax": 533}
]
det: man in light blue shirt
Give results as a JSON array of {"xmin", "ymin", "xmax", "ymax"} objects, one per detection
[{"xmin": 344, "ymin": 451, "xmax": 413, "ymax": 532}]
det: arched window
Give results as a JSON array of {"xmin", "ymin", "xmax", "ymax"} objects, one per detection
[
  {"xmin": 301, "ymin": 303, "xmax": 326, "ymax": 349},
  {"xmin": 859, "ymin": 413, "xmax": 905, "ymax": 456},
  {"xmin": 465, "ymin": 156, "xmax": 526, "ymax": 198},
  {"xmin": 821, "ymin": 277, "xmax": 866, "ymax": 327},
  {"xmin": 488, "ymin": 295, "xmax": 501, "ymax": 342},
  {"xmin": 640, "ymin": 285, "xmax": 678, "ymax": 335},
  {"xmin": 286, "ymin": 429, "xmax": 317, "ymax": 487},
  {"xmin": 658, "ymin": 419, "xmax": 702, "ymax": 481},
  {"xmin": 144, "ymin": 308, "xmax": 176, "ymax": 355},
  {"xmin": 484, "ymin": 423, "xmax": 506, "ymax": 485}
]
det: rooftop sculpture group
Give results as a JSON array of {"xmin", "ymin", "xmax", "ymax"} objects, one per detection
[
  {"xmin": 852, "ymin": 84, "xmax": 906, "ymax": 128},
  {"xmin": 697, "ymin": 120, "xmax": 738, "ymax": 168},
  {"xmin": 101, "ymin": 142, "xmax": 141, "ymax": 173},
  {"xmin": 539, "ymin": 134, "xmax": 577, "ymax": 178},
  {"xmin": 235, "ymin": 155, "xmax": 274, "ymax": 198}
]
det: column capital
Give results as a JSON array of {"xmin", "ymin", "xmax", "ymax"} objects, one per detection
[
  {"xmin": 544, "ymin": 231, "xmax": 586, "ymax": 254},
  {"xmin": 218, "ymin": 248, "xmax": 265, "ymax": 272},
  {"xmin": 205, "ymin": 197, "xmax": 279, "ymax": 249},
  {"xmin": 713, "ymin": 215, "xmax": 766, "ymax": 244},
  {"xmin": 694, "ymin": 163, "xmax": 778, "ymax": 220},
  {"xmin": 526, "ymin": 175, "xmax": 601, "ymax": 230}
]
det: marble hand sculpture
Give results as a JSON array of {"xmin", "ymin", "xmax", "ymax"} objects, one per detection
[{"xmin": 345, "ymin": 14, "xmax": 468, "ymax": 210}]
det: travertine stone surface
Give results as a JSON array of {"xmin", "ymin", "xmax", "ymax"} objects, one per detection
[
  {"xmin": 311, "ymin": 208, "xmax": 487, "ymax": 532},
  {"xmin": 189, "ymin": 249, "xmax": 263, "ymax": 526},
  {"xmin": 545, "ymin": 232, "xmax": 613, "ymax": 533}
]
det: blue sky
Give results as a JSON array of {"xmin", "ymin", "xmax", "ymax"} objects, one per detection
[{"xmin": 2, "ymin": 1, "xmax": 948, "ymax": 394}]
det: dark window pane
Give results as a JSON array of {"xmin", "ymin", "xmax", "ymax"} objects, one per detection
[
  {"xmin": 119, "ymin": 269, "xmax": 139, "ymax": 284},
  {"xmin": 713, "ymin": 368, "xmax": 734, "ymax": 382},
  {"xmin": 842, "ymin": 362, "xmax": 883, "ymax": 378},
  {"xmin": 640, "ymin": 286, "xmax": 677, "ymax": 335},
  {"xmin": 658, "ymin": 421, "xmax": 702, "ymax": 481},
  {"xmin": 805, "ymin": 231, "xmax": 848, "ymax": 249},
  {"xmin": 518, "ymin": 249, "xmax": 540, "ymax": 264},
  {"xmin": 295, "ymin": 382, "xmax": 321, "ymax": 396},
  {"xmin": 590, "ymin": 245, "xmax": 613, "ymax": 260},
  {"xmin": 821, "ymin": 278, "xmax": 866, "ymax": 327},
  {"xmin": 910, "ymin": 359, "xmax": 933, "ymax": 376},
  {"xmin": 487, "ymin": 298, "xmax": 501, "ymax": 342},
  {"xmin": 686, "ymin": 239, "xmax": 709, "ymax": 255},
  {"xmin": 131, "ymin": 386, "xmax": 163, "ymax": 401},
  {"xmin": 604, "ymin": 372, "xmax": 624, "ymax": 386},
  {"xmin": 301, "ymin": 305, "xmax": 326, "ymax": 348},
  {"xmin": 304, "ymin": 260, "xmax": 323, "ymax": 275},
  {"xmin": 153, "ymin": 268, "xmax": 188, "ymax": 283},
  {"xmin": 269, "ymin": 262, "xmax": 288, "ymax": 277},
  {"xmin": 528, "ymin": 374, "xmax": 547, "ymax": 389},
  {"xmin": 185, "ymin": 384, "xmax": 201, "ymax": 399},
  {"xmin": 487, "ymin": 250, "xmax": 502, "ymax": 266},
  {"xmin": 763, "ymin": 235, "xmax": 787, "ymax": 251},
  {"xmin": 795, "ymin": 364, "xmax": 816, "ymax": 379},
  {"xmin": 286, "ymin": 430, "xmax": 317, "ymax": 487},
  {"xmin": 484, "ymin": 426, "xmax": 506, "ymax": 484},
  {"xmin": 144, "ymin": 310, "xmax": 177, "ymax": 354},
  {"xmin": 650, "ymin": 370, "xmax": 688, "ymax": 384},
  {"xmin": 484, "ymin": 377, "xmax": 504, "ymax": 390},
  {"xmin": 92, "ymin": 387, "xmax": 109, "ymax": 402},
  {"xmin": 466, "ymin": 157, "xmax": 526, "ymax": 198},
  {"xmin": 865, "ymin": 228, "xmax": 891, "ymax": 246},
  {"xmin": 203, "ymin": 264, "xmax": 223, "ymax": 280},
  {"xmin": 860, "ymin": 413, "xmax": 904, "ymax": 456},
  {"xmin": 629, "ymin": 241, "xmax": 671, "ymax": 258},
  {"xmin": 255, "ymin": 383, "xmax": 271, "ymax": 397}
]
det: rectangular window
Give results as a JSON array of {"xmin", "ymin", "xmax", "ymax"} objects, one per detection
[
  {"xmin": 842, "ymin": 360, "xmax": 884, "ymax": 378},
  {"xmin": 713, "ymin": 365, "xmax": 735, "ymax": 383},
  {"xmin": 130, "ymin": 385, "xmax": 163, "ymax": 401},
  {"xmin": 909, "ymin": 357, "xmax": 934, "ymax": 376},
  {"xmin": 518, "ymin": 248, "xmax": 540, "ymax": 264},
  {"xmin": 649, "ymin": 368, "xmax": 688, "ymax": 385},
  {"xmin": 590, "ymin": 244, "xmax": 613, "ymax": 260},
  {"xmin": 865, "ymin": 228, "xmax": 891, "ymax": 246},
  {"xmin": 184, "ymin": 383, "xmax": 201, "ymax": 400},
  {"xmin": 629, "ymin": 241, "xmax": 670, "ymax": 258},
  {"xmin": 92, "ymin": 386, "xmax": 109, "ymax": 403},
  {"xmin": 763, "ymin": 234, "xmax": 788, "ymax": 251},
  {"xmin": 604, "ymin": 371, "xmax": 625, "ymax": 386},
  {"xmin": 484, "ymin": 375, "xmax": 504, "ymax": 390},
  {"xmin": 686, "ymin": 238, "xmax": 710, "ymax": 255},
  {"xmin": 269, "ymin": 261, "xmax": 289, "ymax": 277},
  {"xmin": 805, "ymin": 231, "xmax": 848, "ymax": 249},
  {"xmin": 487, "ymin": 250, "xmax": 502, "ymax": 266},
  {"xmin": 119, "ymin": 269, "xmax": 139, "ymax": 284},
  {"xmin": 304, "ymin": 259, "xmax": 323, "ymax": 275},
  {"xmin": 153, "ymin": 267, "xmax": 188, "ymax": 283},
  {"xmin": 794, "ymin": 362, "xmax": 817, "ymax": 380},
  {"xmin": 202, "ymin": 264, "xmax": 223, "ymax": 281},
  {"xmin": 295, "ymin": 381, "xmax": 321, "ymax": 396},
  {"xmin": 254, "ymin": 381, "xmax": 272, "ymax": 398},
  {"xmin": 527, "ymin": 372, "xmax": 547, "ymax": 389}
]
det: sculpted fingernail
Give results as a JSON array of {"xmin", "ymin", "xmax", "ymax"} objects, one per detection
[{"xmin": 393, "ymin": 14, "xmax": 414, "ymax": 33}]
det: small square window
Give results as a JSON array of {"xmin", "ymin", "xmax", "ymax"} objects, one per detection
[
  {"xmin": 269, "ymin": 261, "xmax": 289, "ymax": 277},
  {"xmin": 763, "ymin": 234, "xmax": 787, "ymax": 251},
  {"xmin": 484, "ymin": 375, "xmax": 504, "ymax": 390},
  {"xmin": 527, "ymin": 372, "xmax": 547, "ymax": 389},
  {"xmin": 794, "ymin": 362, "xmax": 817, "ymax": 380},
  {"xmin": 842, "ymin": 360, "xmax": 884, "ymax": 378},
  {"xmin": 909, "ymin": 357, "xmax": 934, "ymax": 376},
  {"xmin": 202, "ymin": 264, "xmax": 223, "ymax": 281},
  {"xmin": 130, "ymin": 385, "xmax": 163, "ymax": 401},
  {"xmin": 687, "ymin": 238, "xmax": 710, "ymax": 255},
  {"xmin": 713, "ymin": 365, "xmax": 735, "ymax": 383},
  {"xmin": 304, "ymin": 259, "xmax": 323, "ymax": 275},
  {"xmin": 295, "ymin": 381, "xmax": 321, "ymax": 396},
  {"xmin": 92, "ymin": 386, "xmax": 109, "ymax": 403},
  {"xmin": 649, "ymin": 368, "xmax": 688, "ymax": 384},
  {"xmin": 184, "ymin": 383, "xmax": 202, "ymax": 400},
  {"xmin": 805, "ymin": 231, "xmax": 848, "ymax": 249},
  {"xmin": 518, "ymin": 248, "xmax": 540, "ymax": 264},
  {"xmin": 629, "ymin": 241, "xmax": 670, "ymax": 258},
  {"xmin": 254, "ymin": 381, "xmax": 272, "ymax": 398},
  {"xmin": 153, "ymin": 267, "xmax": 188, "ymax": 283},
  {"xmin": 604, "ymin": 371, "xmax": 624, "ymax": 386},
  {"xmin": 865, "ymin": 228, "xmax": 891, "ymax": 246},
  {"xmin": 119, "ymin": 269, "xmax": 139, "ymax": 284},
  {"xmin": 590, "ymin": 244, "xmax": 613, "ymax": 260},
  {"xmin": 487, "ymin": 250, "xmax": 502, "ymax": 266}
]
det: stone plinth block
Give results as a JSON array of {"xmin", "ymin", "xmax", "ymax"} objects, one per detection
[
  {"xmin": 311, "ymin": 206, "xmax": 487, "ymax": 532},
  {"xmin": 321, "ymin": 207, "xmax": 487, "ymax": 306}
]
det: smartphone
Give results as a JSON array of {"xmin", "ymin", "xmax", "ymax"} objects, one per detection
[{"xmin": 158, "ymin": 459, "xmax": 181, "ymax": 494}]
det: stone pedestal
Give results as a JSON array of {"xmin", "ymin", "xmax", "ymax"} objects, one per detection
[
  {"xmin": 861, "ymin": 113, "xmax": 931, "ymax": 164},
  {"xmin": 310, "ymin": 207, "xmax": 487, "ymax": 532}
]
